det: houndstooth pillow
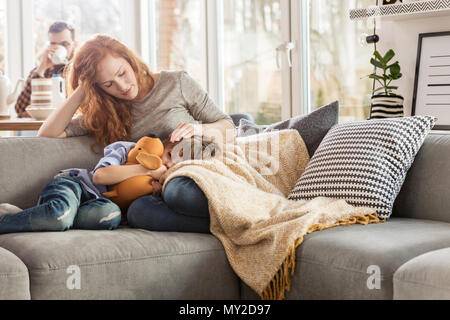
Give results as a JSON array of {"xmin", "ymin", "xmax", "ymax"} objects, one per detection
[{"xmin": 288, "ymin": 116, "xmax": 437, "ymax": 219}]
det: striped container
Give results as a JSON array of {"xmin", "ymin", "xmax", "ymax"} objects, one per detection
[{"xmin": 370, "ymin": 94, "xmax": 404, "ymax": 119}]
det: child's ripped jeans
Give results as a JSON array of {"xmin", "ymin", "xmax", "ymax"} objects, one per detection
[{"xmin": 0, "ymin": 175, "xmax": 121, "ymax": 234}]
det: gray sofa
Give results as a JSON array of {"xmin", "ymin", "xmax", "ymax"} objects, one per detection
[{"xmin": 0, "ymin": 130, "xmax": 449, "ymax": 300}]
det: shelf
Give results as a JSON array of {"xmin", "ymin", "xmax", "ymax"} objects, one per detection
[{"xmin": 350, "ymin": 0, "xmax": 450, "ymax": 21}]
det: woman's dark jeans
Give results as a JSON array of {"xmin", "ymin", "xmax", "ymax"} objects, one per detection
[{"xmin": 127, "ymin": 177, "xmax": 211, "ymax": 234}]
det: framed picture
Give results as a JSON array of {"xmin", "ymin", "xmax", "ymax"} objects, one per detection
[{"xmin": 412, "ymin": 31, "xmax": 450, "ymax": 130}]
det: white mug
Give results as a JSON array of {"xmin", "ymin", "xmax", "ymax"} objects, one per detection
[
  {"xmin": 31, "ymin": 78, "xmax": 53, "ymax": 108},
  {"xmin": 51, "ymin": 45, "xmax": 68, "ymax": 65}
]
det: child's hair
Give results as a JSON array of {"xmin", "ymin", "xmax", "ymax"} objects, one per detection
[{"xmin": 164, "ymin": 136, "xmax": 220, "ymax": 162}]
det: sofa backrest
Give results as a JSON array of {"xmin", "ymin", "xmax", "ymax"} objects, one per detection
[
  {"xmin": 0, "ymin": 136, "xmax": 102, "ymax": 209},
  {"xmin": 393, "ymin": 131, "xmax": 450, "ymax": 223}
]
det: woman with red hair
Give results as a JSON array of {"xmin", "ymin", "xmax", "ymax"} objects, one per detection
[
  {"xmin": 38, "ymin": 34, "xmax": 235, "ymax": 146},
  {"xmin": 37, "ymin": 34, "xmax": 235, "ymax": 233}
]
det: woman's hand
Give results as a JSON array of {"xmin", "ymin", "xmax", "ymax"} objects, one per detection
[
  {"xmin": 37, "ymin": 85, "xmax": 86, "ymax": 138},
  {"xmin": 169, "ymin": 122, "xmax": 202, "ymax": 143}
]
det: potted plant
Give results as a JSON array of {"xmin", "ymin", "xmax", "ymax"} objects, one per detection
[{"xmin": 368, "ymin": 49, "xmax": 404, "ymax": 119}]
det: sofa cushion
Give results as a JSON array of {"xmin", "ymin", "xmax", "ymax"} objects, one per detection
[
  {"xmin": 239, "ymin": 218, "xmax": 450, "ymax": 300},
  {"xmin": 393, "ymin": 131, "xmax": 450, "ymax": 223},
  {"xmin": 394, "ymin": 248, "xmax": 450, "ymax": 300},
  {"xmin": 0, "ymin": 247, "xmax": 30, "ymax": 300},
  {"xmin": 230, "ymin": 113, "xmax": 255, "ymax": 127},
  {"xmin": 0, "ymin": 228, "xmax": 239, "ymax": 300},
  {"xmin": 237, "ymin": 101, "xmax": 339, "ymax": 157},
  {"xmin": 289, "ymin": 116, "xmax": 437, "ymax": 219}
]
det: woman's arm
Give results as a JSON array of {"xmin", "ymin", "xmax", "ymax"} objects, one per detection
[
  {"xmin": 93, "ymin": 164, "xmax": 167, "ymax": 186},
  {"xmin": 175, "ymin": 71, "xmax": 236, "ymax": 144},
  {"xmin": 37, "ymin": 85, "xmax": 86, "ymax": 138},
  {"xmin": 170, "ymin": 119, "xmax": 236, "ymax": 144}
]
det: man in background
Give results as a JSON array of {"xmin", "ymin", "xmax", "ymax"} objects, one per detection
[{"xmin": 15, "ymin": 21, "xmax": 77, "ymax": 118}]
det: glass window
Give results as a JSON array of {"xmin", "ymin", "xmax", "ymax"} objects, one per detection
[
  {"xmin": 154, "ymin": 0, "xmax": 205, "ymax": 86},
  {"xmin": 0, "ymin": 1, "xmax": 7, "ymax": 136},
  {"xmin": 0, "ymin": 0, "xmax": 6, "ymax": 74},
  {"xmin": 33, "ymin": 0, "xmax": 122, "ymax": 65},
  {"xmin": 223, "ymin": 0, "xmax": 283, "ymax": 125},
  {"xmin": 308, "ymin": 0, "xmax": 375, "ymax": 122}
]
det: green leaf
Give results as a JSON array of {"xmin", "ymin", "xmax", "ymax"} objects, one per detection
[
  {"xmin": 393, "ymin": 71, "xmax": 403, "ymax": 79},
  {"xmin": 370, "ymin": 58, "xmax": 384, "ymax": 69},
  {"xmin": 389, "ymin": 62, "xmax": 401, "ymax": 75},
  {"xmin": 383, "ymin": 49, "xmax": 395, "ymax": 64},
  {"xmin": 387, "ymin": 61, "xmax": 400, "ymax": 69},
  {"xmin": 373, "ymin": 50, "xmax": 385, "ymax": 65}
]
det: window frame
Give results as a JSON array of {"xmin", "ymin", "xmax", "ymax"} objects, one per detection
[
  {"xmin": 292, "ymin": 0, "xmax": 311, "ymax": 116},
  {"xmin": 206, "ymin": 0, "xmax": 223, "ymax": 110},
  {"xmin": 0, "ymin": 0, "xmax": 8, "ymax": 74},
  {"xmin": 6, "ymin": 0, "xmax": 33, "ymax": 86},
  {"xmin": 208, "ymin": 0, "xmax": 303, "ymax": 118}
]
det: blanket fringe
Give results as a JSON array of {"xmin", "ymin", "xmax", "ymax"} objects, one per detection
[{"xmin": 259, "ymin": 213, "xmax": 383, "ymax": 300}]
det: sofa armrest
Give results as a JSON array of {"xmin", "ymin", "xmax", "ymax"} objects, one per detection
[{"xmin": 393, "ymin": 131, "xmax": 450, "ymax": 223}]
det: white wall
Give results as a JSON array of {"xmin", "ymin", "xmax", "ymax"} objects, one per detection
[{"xmin": 377, "ymin": 15, "xmax": 450, "ymax": 116}]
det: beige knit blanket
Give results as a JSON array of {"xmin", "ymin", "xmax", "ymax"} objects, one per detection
[{"xmin": 162, "ymin": 130, "xmax": 381, "ymax": 300}]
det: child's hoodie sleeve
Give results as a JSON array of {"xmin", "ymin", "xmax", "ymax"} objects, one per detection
[{"xmin": 91, "ymin": 141, "xmax": 137, "ymax": 174}]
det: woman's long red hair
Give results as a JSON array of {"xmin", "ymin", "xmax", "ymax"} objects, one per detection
[{"xmin": 67, "ymin": 34, "xmax": 152, "ymax": 148}]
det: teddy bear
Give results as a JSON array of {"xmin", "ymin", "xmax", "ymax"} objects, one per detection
[{"xmin": 103, "ymin": 136, "xmax": 164, "ymax": 211}]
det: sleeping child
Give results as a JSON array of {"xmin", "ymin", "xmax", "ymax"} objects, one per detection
[{"xmin": 0, "ymin": 136, "xmax": 218, "ymax": 234}]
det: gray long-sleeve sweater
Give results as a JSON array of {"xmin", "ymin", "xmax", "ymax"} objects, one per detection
[{"xmin": 65, "ymin": 70, "xmax": 233, "ymax": 141}]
